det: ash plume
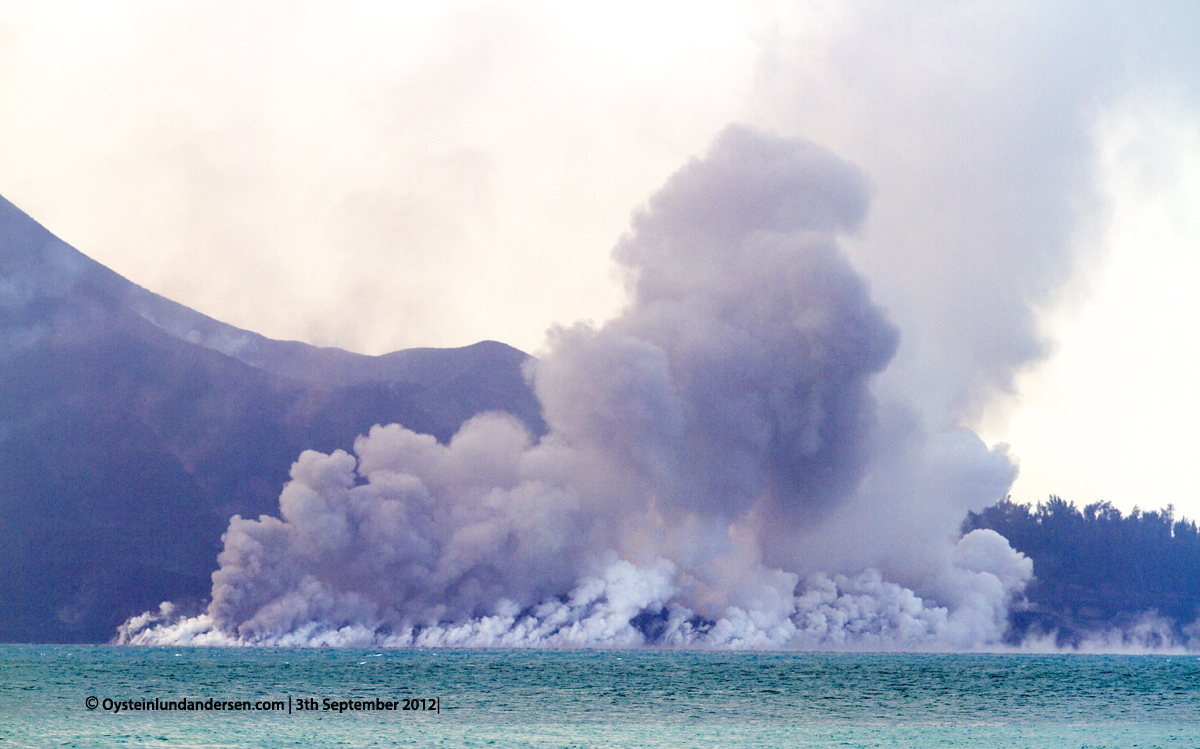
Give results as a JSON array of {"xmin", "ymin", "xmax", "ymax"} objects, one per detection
[{"xmin": 120, "ymin": 125, "xmax": 1032, "ymax": 649}]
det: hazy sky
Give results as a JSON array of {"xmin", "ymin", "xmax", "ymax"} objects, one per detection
[{"xmin": 2, "ymin": 1, "xmax": 1199, "ymax": 519}]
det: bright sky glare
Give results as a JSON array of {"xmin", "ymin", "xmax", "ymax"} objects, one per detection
[
  {"xmin": 1, "ymin": 1, "xmax": 1198, "ymax": 519},
  {"xmin": 979, "ymin": 103, "xmax": 1200, "ymax": 519}
]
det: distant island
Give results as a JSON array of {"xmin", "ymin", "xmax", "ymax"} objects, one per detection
[{"xmin": 5, "ymin": 181, "xmax": 1199, "ymax": 647}]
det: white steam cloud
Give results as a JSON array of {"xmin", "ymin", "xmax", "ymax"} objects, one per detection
[{"xmin": 120, "ymin": 126, "xmax": 1032, "ymax": 649}]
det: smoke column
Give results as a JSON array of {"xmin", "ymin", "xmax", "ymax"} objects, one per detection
[{"xmin": 120, "ymin": 125, "xmax": 1031, "ymax": 649}]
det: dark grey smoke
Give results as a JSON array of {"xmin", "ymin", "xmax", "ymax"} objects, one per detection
[
  {"xmin": 547, "ymin": 125, "xmax": 897, "ymax": 529},
  {"xmin": 122, "ymin": 126, "xmax": 1032, "ymax": 648}
]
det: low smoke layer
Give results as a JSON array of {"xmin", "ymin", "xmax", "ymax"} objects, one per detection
[{"xmin": 122, "ymin": 126, "xmax": 1033, "ymax": 649}]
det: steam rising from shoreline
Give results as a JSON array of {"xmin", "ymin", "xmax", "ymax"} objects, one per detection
[{"xmin": 120, "ymin": 126, "xmax": 1035, "ymax": 649}]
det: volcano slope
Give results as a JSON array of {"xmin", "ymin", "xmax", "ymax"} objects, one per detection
[{"xmin": 0, "ymin": 195, "xmax": 543, "ymax": 643}]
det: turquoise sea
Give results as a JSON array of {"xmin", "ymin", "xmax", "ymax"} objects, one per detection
[{"xmin": 2, "ymin": 646, "xmax": 1199, "ymax": 748}]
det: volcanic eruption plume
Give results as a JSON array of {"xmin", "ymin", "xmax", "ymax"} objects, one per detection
[{"xmin": 120, "ymin": 125, "xmax": 1029, "ymax": 649}]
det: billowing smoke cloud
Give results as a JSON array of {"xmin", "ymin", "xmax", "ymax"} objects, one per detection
[{"xmin": 120, "ymin": 126, "xmax": 1032, "ymax": 649}]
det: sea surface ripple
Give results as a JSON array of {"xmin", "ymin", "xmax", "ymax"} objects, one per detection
[{"xmin": 2, "ymin": 646, "xmax": 1198, "ymax": 748}]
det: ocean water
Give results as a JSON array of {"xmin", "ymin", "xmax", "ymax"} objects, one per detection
[{"xmin": 2, "ymin": 646, "xmax": 1198, "ymax": 748}]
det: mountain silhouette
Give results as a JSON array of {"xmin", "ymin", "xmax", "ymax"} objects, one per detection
[{"xmin": 0, "ymin": 195, "xmax": 544, "ymax": 643}]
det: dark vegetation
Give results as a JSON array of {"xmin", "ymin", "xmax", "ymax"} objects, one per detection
[{"xmin": 964, "ymin": 496, "xmax": 1200, "ymax": 645}]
